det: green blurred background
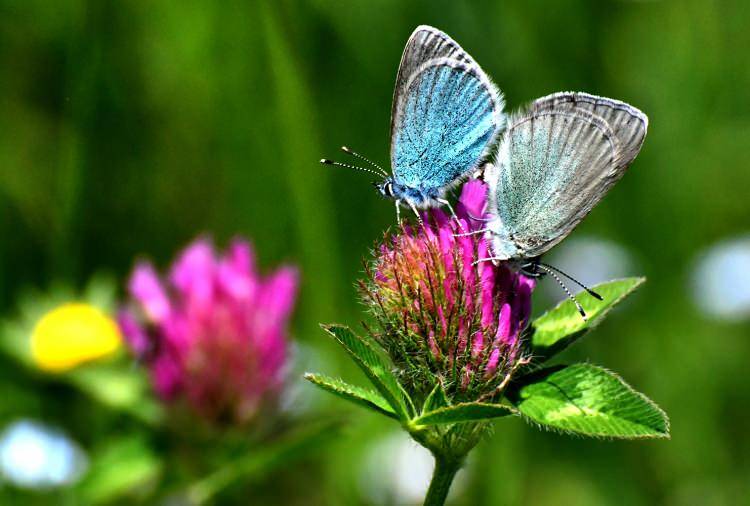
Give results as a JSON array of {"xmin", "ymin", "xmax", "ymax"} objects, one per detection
[{"xmin": 1, "ymin": 0, "xmax": 749, "ymax": 504}]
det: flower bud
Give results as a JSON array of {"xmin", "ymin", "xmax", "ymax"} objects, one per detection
[{"xmin": 361, "ymin": 180, "xmax": 534, "ymax": 403}]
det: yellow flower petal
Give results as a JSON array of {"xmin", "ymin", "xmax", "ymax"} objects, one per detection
[{"xmin": 31, "ymin": 303, "xmax": 122, "ymax": 372}]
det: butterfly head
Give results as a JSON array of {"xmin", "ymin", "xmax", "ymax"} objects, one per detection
[{"xmin": 374, "ymin": 178, "xmax": 396, "ymax": 199}]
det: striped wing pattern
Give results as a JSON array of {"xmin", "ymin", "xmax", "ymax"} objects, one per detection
[{"xmin": 489, "ymin": 94, "xmax": 647, "ymax": 259}]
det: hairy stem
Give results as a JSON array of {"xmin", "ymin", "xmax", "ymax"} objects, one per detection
[{"xmin": 423, "ymin": 454, "xmax": 462, "ymax": 506}]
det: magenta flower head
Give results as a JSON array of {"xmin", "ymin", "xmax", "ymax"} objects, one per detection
[
  {"xmin": 119, "ymin": 237, "xmax": 298, "ymax": 425},
  {"xmin": 360, "ymin": 179, "xmax": 535, "ymax": 404}
]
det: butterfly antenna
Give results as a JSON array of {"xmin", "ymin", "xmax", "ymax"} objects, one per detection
[
  {"xmin": 539, "ymin": 262, "xmax": 603, "ymax": 300},
  {"xmin": 535, "ymin": 264, "xmax": 588, "ymax": 321},
  {"xmin": 341, "ymin": 146, "xmax": 388, "ymax": 177},
  {"xmin": 320, "ymin": 158, "xmax": 384, "ymax": 178}
]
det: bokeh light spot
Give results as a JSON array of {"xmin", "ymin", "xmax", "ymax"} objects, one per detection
[
  {"xmin": 0, "ymin": 420, "xmax": 87, "ymax": 489},
  {"xmin": 692, "ymin": 235, "xmax": 750, "ymax": 321}
]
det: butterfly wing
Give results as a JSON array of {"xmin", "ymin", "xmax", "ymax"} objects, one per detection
[
  {"xmin": 391, "ymin": 25, "xmax": 478, "ymax": 102},
  {"xmin": 532, "ymin": 92, "xmax": 648, "ymax": 170},
  {"xmin": 390, "ymin": 26, "xmax": 504, "ymax": 192},
  {"xmin": 489, "ymin": 98, "xmax": 646, "ymax": 259}
]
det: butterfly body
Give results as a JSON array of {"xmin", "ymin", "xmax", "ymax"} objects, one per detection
[{"xmin": 375, "ymin": 178, "xmax": 444, "ymax": 208}]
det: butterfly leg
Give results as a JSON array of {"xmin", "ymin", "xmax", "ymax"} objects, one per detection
[
  {"xmin": 453, "ymin": 227, "xmax": 489, "ymax": 238},
  {"xmin": 471, "ymin": 256, "xmax": 504, "ymax": 266},
  {"xmin": 408, "ymin": 202, "xmax": 425, "ymax": 229},
  {"xmin": 468, "ymin": 214, "xmax": 493, "ymax": 222},
  {"xmin": 395, "ymin": 200, "xmax": 402, "ymax": 226},
  {"xmin": 520, "ymin": 261, "xmax": 544, "ymax": 278},
  {"xmin": 437, "ymin": 198, "xmax": 466, "ymax": 231}
]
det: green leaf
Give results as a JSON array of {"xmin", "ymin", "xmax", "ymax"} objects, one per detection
[
  {"xmin": 322, "ymin": 324, "xmax": 413, "ymax": 420},
  {"xmin": 507, "ymin": 363, "xmax": 669, "ymax": 439},
  {"xmin": 304, "ymin": 372, "xmax": 398, "ymax": 419},
  {"xmin": 529, "ymin": 277, "xmax": 645, "ymax": 361},
  {"xmin": 67, "ymin": 363, "xmax": 163, "ymax": 425},
  {"xmin": 413, "ymin": 402, "xmax": 515, "ymax": 426},
  {"xmin": 422, "ymin": 382, "xmax": 450, "ymax": 414}
]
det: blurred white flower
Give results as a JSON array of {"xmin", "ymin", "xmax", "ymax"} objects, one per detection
[
  {"xmin": 279, "ymin": 342, "xmax": 324, "ymax": 417},
  {"xmin": 0, "ymin": 420, "xmax": 87, "ymax": 489},
  {"xmin": 692, "ymin": 235, "xmax": 750, "ymax": 321}
]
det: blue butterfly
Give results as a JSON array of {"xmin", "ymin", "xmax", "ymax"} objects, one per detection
[
  {"xmin": 322, "ymin": 25, "xmax": 505, "ymax": 223},
  {"xmin": 480, "ymin": 92, "xmax": 648, "ymax": 316}
]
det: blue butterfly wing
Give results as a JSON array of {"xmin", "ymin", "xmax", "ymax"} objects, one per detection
[
  {"xmin": 390, "ymin": 27, "xmax": 504, "ymax": 193},
  {"xmin": 488, "ymin": 108, "xmax": 629, "ymax": 259},
  {"xmin": 390, "ymin": 26, "xmax": 480, "ymax": 139}
]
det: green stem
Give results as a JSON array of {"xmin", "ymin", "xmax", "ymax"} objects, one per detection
[{"xmin": 423, "ymin": 455, "xmax": 462, "ymax": 506}]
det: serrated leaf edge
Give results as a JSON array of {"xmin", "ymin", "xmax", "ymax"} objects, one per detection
[
  {"xmin": 412, "ymin": 402, "xmax": 517, "ymax": 426},
  {"xmin": 321, "ymin": 324, "xmax": 414, "ymax": 420},
  {"xmin": 304, "ymin": 372, "xmax": 399, "ymax": 420},
  {"xmin": 510, "ymin": 363, "xmax": 670, "ymax": 440},
  {"xmin": 422, "ymin": 381, "xmax": 450, "ymax": 414}
]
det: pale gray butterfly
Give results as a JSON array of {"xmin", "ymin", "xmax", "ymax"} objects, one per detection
[{"xmin": 479, "ymin": 92, "xmax": 648, "ymax": 317}]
